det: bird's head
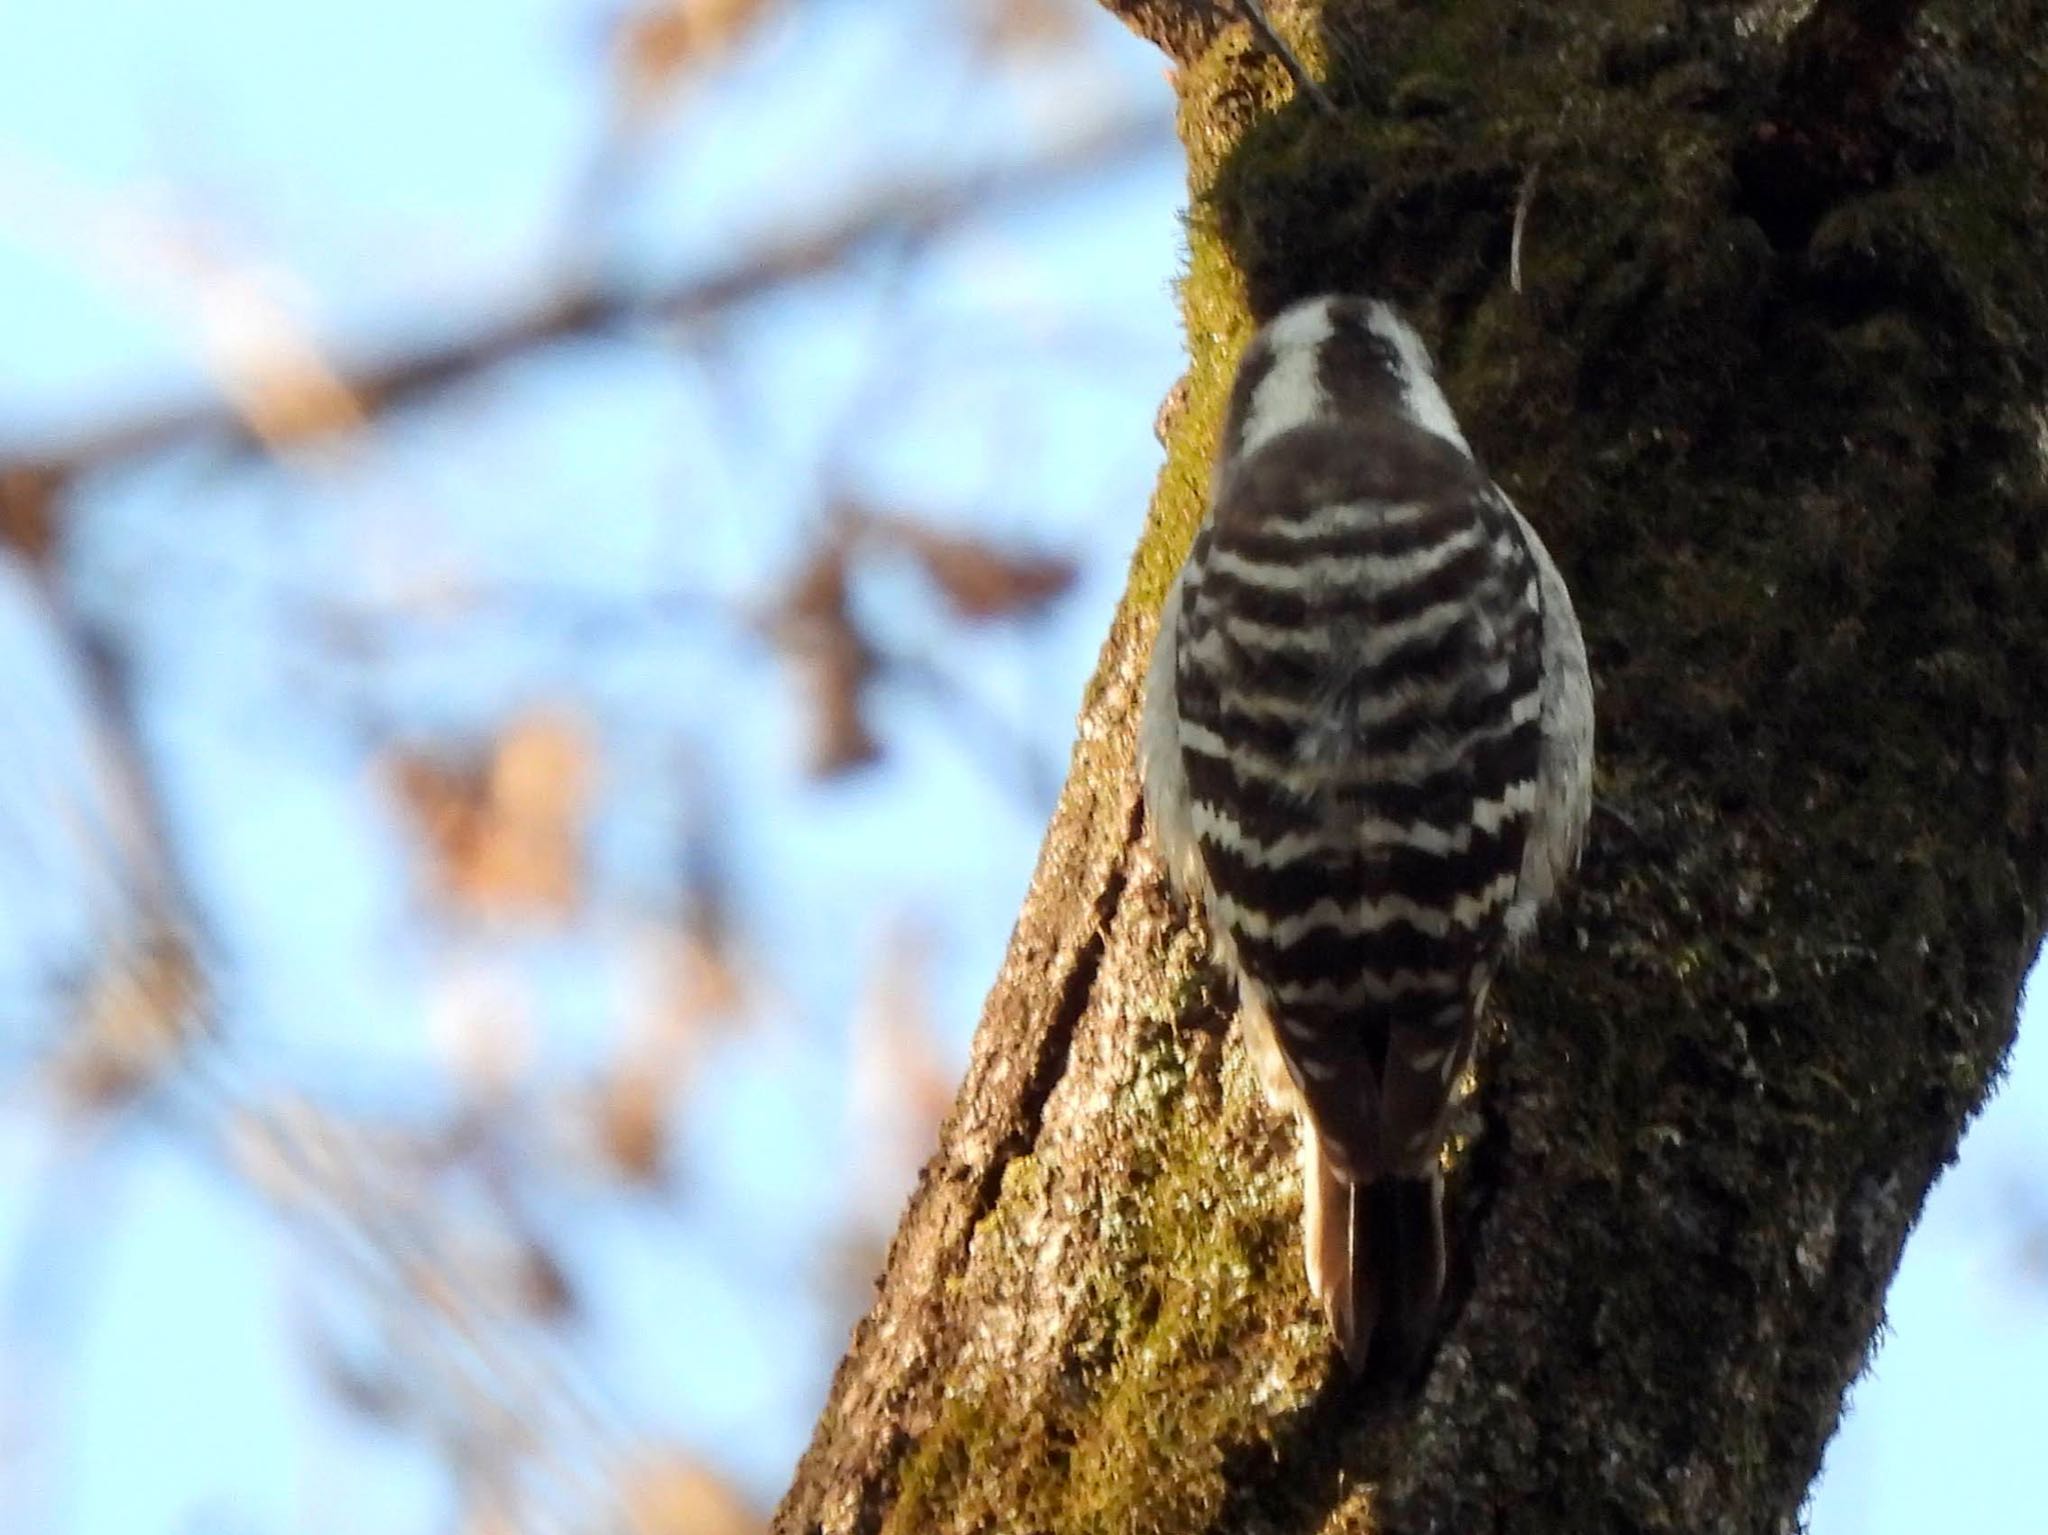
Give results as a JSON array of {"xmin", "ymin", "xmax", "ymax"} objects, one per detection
[{"xmin": 1218, "ymin": 295, "xmax": 1470, "ymax": 467}]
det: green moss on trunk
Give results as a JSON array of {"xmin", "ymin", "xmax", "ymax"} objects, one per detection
[{"xmin": 778, "ymin": 3, "xmax": 2048, "ymax": 1531}]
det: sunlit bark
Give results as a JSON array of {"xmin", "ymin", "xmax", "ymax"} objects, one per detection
[{"xmin": 779, "ymin": 2, "xmax": 2048, "ymax": 1530}]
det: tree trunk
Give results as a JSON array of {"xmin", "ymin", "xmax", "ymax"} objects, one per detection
[{"xmin": 776, "ymin": 2, "xmax": 2048, "ymax": 1530}]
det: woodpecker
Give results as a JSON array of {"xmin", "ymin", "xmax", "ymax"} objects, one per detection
[{"xmin": 1139, "ymin": 295, "xmax": 1593, "ymax": 1381}]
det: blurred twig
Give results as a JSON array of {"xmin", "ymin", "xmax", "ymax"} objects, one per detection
[{"xmin": 6, "ymin": 112, "xmax": 1172, "ymax": 489}]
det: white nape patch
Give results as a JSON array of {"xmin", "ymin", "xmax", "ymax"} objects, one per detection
[
  {"xmin": 1367, "ymin": 301, "xmax": 1472, "ymax": 453},
  {"xmin": 1237, "ymin": 299, "xmax": 1338, "ymax": 460}
]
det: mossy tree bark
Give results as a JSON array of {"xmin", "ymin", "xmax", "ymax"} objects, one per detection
[{"xmin": 775, "ymin": 2, "xmax": 2048, "ymax": 1531}]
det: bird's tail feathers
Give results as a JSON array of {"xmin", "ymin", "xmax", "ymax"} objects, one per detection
[{"xmin": 1303, "ymin": 1136, "xmax": 1445, "ymax": 1387}]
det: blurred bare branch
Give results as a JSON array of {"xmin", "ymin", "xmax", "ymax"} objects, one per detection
[
  {"xmin": 7, "ymin": 110, "xmax": 1171, "ymax": 490},
  {"xmin": 0, "ymin": 6, "xmax": 1171, "ymax": 1528},
  {"xmin": 50, "ymin": 923, "xmax": 204, "ymax": 1111}
]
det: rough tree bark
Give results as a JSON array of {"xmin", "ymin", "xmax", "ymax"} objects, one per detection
[{"xmin": 778, "ymin": 1, "xmax": 2048, "ymax": 1530}]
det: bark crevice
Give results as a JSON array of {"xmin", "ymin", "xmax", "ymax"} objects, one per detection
[{"xmin": 777, "ymin": 2, "xmax": 2048, "ymax": 1530}]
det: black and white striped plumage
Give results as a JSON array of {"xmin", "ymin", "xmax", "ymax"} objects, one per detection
[{"xmin": 1140, "ymin": 295, "xmax": 1593, "ymax": 1380}]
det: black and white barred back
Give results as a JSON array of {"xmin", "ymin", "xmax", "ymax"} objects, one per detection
[{"xmin": 1141, "ymin": 295, "xmax": 1593, "ymax": 1381}]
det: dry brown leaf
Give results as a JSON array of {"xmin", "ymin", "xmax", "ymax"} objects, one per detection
[
  {"xmin": 977, "ymin": 0, "xmax": 1083, "ymax": 51},
  {"xmin": 457, "ymin": 1496, "xmax": 523, "ymax": 1535},
  {"xmin": 6, "ymin": 156, "xmax": 363, "ymax": 451},
  {"xmin": 196, "ymin": 277, "xmax": 365, "ymax": 448},
  {"xmin": 872, "ymin": 516, "xmax": 1078, "ymax": 621},
  {"xmin": 474, "ymin": 710, "xmax": 595, "ymax": 913},
  {"xmin": 850, "ymin": 924, "xmax": 957, "ymax": 1226},
  {"xmin": 512, "ymin": 1238, "xmax": 578, "ymax": 1322},
  {"xmin": 492, "ymin": 710, "xmax": 592, "ymax": 827},
  {"xmin": 675, "ymin": 907, "xmax": 746, "ymax": 1025},
  {"xmin": 631, "ymin": 914, "xmax": 750, "ymax": 1074},
  {"xmin": 614, "ymin": 0, "xmax": 776, "ymax": 120},
  {"xmin": 0, "ymin": 466, "xmax": 60, "ymax": 570},
  {"xmin": 774, "ymin": 534, "xmax": 853, "ymax": 634},
  {"xmin": 796, "ymin": 638, "xmax": 881, "ymax": 778},
  {"xmin": 388, "ymin": 753, "xmax": 492, "ymax": 889},
  {"xmin": 594, "ymin": 1066, "xmax": 672, "ymax": 1185},
  {"xmin": 384, "ymin": 708, "xmax": 596, "ymax": 920},
  {"xmin": 623, "ymin": 1453, "xmax": 763, "ymax": 1535},
  {"xmin": 610, "ymin": 900, "xmax": 749, "ymax": 1183},
  {"xmin": 765, "ymin": 541, "xmax": 882, "ymax": 779},
  {"xmin": 54, "ymin": 926, "xmax": 204, "ymax": 1109}
]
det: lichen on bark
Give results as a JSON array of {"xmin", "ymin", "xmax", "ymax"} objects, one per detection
[{"xmin": 777, "ymin": 3, "xmax": 2048, "ymax": 1531}]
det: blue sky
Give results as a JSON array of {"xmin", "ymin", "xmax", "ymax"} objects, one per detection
[{"xmin": 0, "ymin": 2, "xmax": 2043, "ymax": 1531}]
